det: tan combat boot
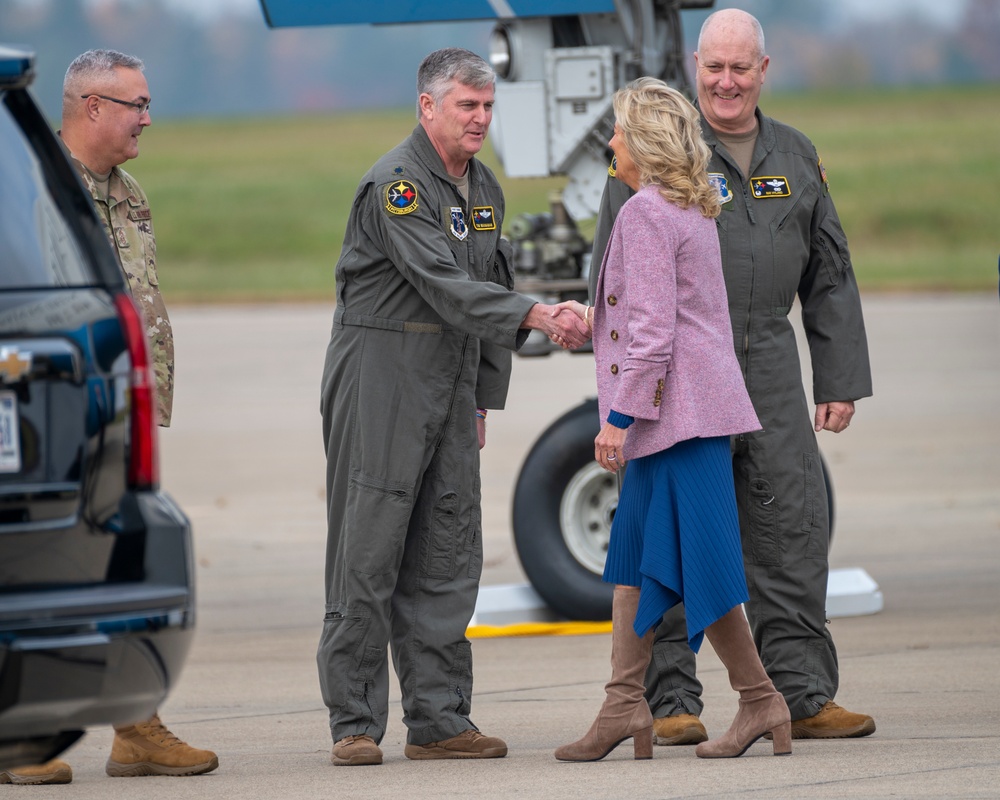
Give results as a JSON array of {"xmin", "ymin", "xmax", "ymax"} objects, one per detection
[
  {"xmin": 105, "ymin": 713, "xmax": 219, "ymax": 777},
  {"xmin": 404, "ymin": 730, "xmax": 507, "ymax": 760},
  {"xmin": 788, "ymin": 701, "xmax": 876, "ymax": 739},
  {"xmin": 652, "ymin": 714, "xmax": 708, "ymax": 745},
  {"xmin": 0, "ymin": 759, "xmax": 73, "ymax": 785},
  {"xmin": 331, "ymin": 734, "xmax": 383, "ymax": 766}
]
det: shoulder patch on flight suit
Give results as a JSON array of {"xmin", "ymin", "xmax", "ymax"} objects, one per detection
[
  {"xmin": 448, "ymin": 206, "xmax": 468, "ymax": 240},
  {"xmin": 751, "ymin": 176, "xmax": 791, "ymax": 199},
  {"xmin": 818, "ymin": 156, "xmax": 830, "ymax": 194},
  {"xmin": 472, "ymin": 206, "xmax": 496, "ymax": 231},
  {"xmin": 385, "ymin": 180, "xmax": 419, "ymax": 215},
  {"xmin": 709, "ymin": 173, "xmax": 733, "ymax": 205},
  {"xmin": 608, "ymin": 155, "xmax": 617, "ymax": 178}
]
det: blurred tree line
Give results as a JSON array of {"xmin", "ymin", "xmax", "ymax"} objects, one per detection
[{"xmin": 2, "ymin": 0, "xmax": 999, "ymax": 122}]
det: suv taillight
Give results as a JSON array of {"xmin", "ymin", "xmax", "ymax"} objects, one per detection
[{"xmin": 114, "ymin": 293, "xmax": 159, "ymax": 489}]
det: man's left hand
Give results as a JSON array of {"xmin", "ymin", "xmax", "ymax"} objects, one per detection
[
  {"xmin": 477, "ymin": 415, "xmax": 486, "ymax": 449},
  {"xmin": 815, "ymin": 401, "xmax": 855, "ymax": 433}
]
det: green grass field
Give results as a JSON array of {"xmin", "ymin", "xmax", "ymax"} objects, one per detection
[{"xmin": 138, "ymin": 84, "xmax": 1000, "ymax": 303}]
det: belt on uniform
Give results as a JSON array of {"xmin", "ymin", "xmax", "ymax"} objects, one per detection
[{"xmin": 334, "ymin": 308, "xmax": 444, "ymax": 334}]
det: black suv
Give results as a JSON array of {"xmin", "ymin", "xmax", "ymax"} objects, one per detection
[{"xmin": 0, "ymin": 47, "xmax": 194, "ymax": 769}]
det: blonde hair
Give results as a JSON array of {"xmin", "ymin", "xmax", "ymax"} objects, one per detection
[{"xmin": 612, "ymin": 78, "xmax": 720, "ymax": 218}]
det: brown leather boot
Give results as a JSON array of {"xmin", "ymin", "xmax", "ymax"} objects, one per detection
[
  {"xmin": 695, "ymin": 608, "xmax": 792, "ymax": 759},
  {"xmin": 0, "ymin": 759, "xmax": 73, "ymax": 785},
  {"xmin": 106, "ymin": 713, "xmax": 219, "ymax": 776},
  {"xmin": 555, "ymin": 586, "xmax": 655, "ymax": 762}
]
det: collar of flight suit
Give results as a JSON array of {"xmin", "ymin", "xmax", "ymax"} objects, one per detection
[
  {"xmin": 697, "ymin": 105, "xmax": 776, "ymax": 178},
  {"xmin": 409, "ymin": 123, "xmax": 485, "ymax": 193}
]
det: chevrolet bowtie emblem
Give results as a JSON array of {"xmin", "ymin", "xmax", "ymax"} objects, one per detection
[{"xmin": 0, "ymin": 347, "xmax": 32, "ymax": 382}]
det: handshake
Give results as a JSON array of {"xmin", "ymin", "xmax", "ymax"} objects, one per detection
[{"xmin": 521, "ymin": 299, "xmax": 593, "ymax": 350}]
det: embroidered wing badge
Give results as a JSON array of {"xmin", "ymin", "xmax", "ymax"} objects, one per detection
[
  {"xmin": 472, "ymin": 206, "xmax": 496, "ymax": 231},
  {"xmin": 751, "ymin": 176, "xmax": 791, "ymax": 199}
]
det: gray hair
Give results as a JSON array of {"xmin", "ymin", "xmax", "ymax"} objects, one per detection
[
  {"xmin": 698, "ymin": 10, "xmax": 766, "ymax": 62},
  {"xmin": 63, "ymin": 49, "xmax": 144, "ymax": 106},
  {"xmin": 415, "ymin": 47, "xmax": 494, "ymax": 119}
]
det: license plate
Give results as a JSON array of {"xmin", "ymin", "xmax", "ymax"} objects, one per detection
[{"xmin": 0, "ymin": 390, "xmax": 21, "ymax": 473}]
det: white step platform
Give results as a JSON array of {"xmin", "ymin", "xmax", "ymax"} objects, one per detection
[{"xmin": 471, "ymin": 567, "xmax": 883, "ymax": 629}]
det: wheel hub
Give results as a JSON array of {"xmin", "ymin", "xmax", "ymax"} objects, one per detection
[{"xmin": 559, "ymin": 462, "xmax": 617, "ymax": 575}]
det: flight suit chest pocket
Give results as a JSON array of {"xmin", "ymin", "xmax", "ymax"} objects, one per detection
[{"xmin": 768, "ymin": 186, "xmax": 815, "ymax": 305}]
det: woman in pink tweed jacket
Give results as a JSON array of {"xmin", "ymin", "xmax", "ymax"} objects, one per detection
[
  {"xmin": 592, "ymin": 183, "xmax": 757, "ymax": 460},
  {"xmin": 555, "ymin": 79, "xmax": 792, "ymax": 764}
]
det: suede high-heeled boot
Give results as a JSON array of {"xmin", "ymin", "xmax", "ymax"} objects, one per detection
[
  {"xmin": 555, "ymin": 586, "xmax": 655, "ymax": 762},
  {"xmin": 695, "ymin": 607, "xmax": 792, "ymax": 758}
]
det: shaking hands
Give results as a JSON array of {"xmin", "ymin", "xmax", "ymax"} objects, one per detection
[{"xmin": 521, "ymin": 300, "xmax": 592, "ymax": 350}]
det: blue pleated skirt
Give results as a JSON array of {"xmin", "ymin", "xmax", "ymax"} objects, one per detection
[{"xmin": 602, "ymin": 435, "xmax": 749, "ymax": 653}]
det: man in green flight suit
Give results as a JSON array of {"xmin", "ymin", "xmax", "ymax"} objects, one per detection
[
  {"xmin": 590, "ymin": 10, "xmax": 876, "ymax": 747},
  {"xmin": 318, "ymin": 48, "xmax": 590, "ymax": 767}
]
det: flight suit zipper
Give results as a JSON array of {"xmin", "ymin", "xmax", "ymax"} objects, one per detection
[{"xmin": 739, "ymin": 178, "xmax": 757, "ymax": 394}]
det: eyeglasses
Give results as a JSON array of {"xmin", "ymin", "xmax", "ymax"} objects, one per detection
[{"xmin": 80, "ymin": 94, "xmax": 151, "ymax": 115}]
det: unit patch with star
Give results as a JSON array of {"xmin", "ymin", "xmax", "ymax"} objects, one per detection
[
  {"xmin": 751, "ymin": 176, "xmax": 791, "ymax": 199},
  {"xmin": 608, "ymin": 155, "xmax": 617, "ymax": 178},
  {"xmin": 386, "ymin": 180, "xmax": 419, "ymax": 215},
  {"xmin": 472, "ymin": 206, "xmax": 496, "ymax": 231}
]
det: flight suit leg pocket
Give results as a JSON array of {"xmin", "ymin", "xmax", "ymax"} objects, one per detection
[
  {"xmin": 345, "ymin": 470, "xmax": 412, "ymax": 575},
  {"xmin": 423, "ymin": 490, "xmax": 459, "ymax": 580},
  {"xmin": 746, "ymin": 477, "xmax": 781, "ymax": 566}
]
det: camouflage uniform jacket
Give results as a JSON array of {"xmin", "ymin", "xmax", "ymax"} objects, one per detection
[{"xmin": 71, "ymin": 156, "xmax": 174, "ymax": 426}]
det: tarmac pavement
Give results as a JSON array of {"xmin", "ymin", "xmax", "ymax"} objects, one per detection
[{"xmin": 38, "ymin": 293, "xmax": 1000, "ymax": 798}]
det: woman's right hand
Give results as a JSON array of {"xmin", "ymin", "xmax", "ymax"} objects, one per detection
[{"xmin": 595, "ymin": 422, "xmax": 627, "ymax": 473}]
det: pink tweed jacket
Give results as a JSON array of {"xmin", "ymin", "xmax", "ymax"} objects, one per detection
[{"xmin": 593, "ymin": 184, "xmax": 761, "ymax": 461}]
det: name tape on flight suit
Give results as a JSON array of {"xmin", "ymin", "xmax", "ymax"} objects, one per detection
[{"xmin": 751, "ymin": 176, "xmax": 791, "ymax": 198}]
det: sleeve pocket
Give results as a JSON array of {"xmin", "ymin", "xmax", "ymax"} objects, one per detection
[
  {"xmin": 816, "ymin": 217, "xmax": 851, "ymax": 285},
  {"xmin": 492, "ymin": 237, "xmax": 515, "ymax": 290}
]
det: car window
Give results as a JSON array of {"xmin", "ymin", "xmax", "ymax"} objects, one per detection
[{"xmin": 0, "ymin": 99, "xmax": 94, "ymax": 289}]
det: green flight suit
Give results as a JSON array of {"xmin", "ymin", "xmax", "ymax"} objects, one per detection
[
  {"xmin": 592, "ymin": 109, "xmax": 873, "ymax": 720},
  {"xmin": 318, "ymin": 125, "xmax": 536, "ymax": 746},
  {"xmin": 71, "ymin": 156, "xmax": 174, "ymax": 427}
]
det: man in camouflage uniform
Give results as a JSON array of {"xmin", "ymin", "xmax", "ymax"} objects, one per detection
[
  {"xmin": 0, "ymin": 50, "xmax": 213, "ymax": 786},
  {"xmin": 590, "ymin": 10, "xmax": 875, "ymax": 747},
  {"xmin": 318, "ymin": 48, "xmax": 589, "ymax": 767}
]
